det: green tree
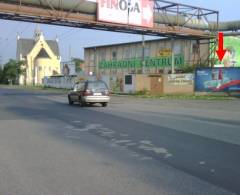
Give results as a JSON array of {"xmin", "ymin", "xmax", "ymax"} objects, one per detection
[
  {"xmin": 72, "ymin": 58, "xmax": 84, "ymax": 73},
  {"xmin": 1, "ymin": 59, "xmax": 25, "ymax": 84}
]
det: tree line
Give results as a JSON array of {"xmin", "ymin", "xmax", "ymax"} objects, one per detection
[{"xmin": 0, "ymin": 59, "xmax": 25, "ymax": 84}]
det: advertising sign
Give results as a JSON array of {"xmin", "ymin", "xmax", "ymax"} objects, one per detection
[
  {"xmin": 97, "ymin": 0, "xmax": 153, "ymax": 28},
  {"xmin": 99, "ymin": 55, "xmax": 184, "ymax": 69},
  {"xmin": 223, "ymin": 37, "xmax": 240, "ymax": 67},
  {"xmin": 212, "ymin": 37, "xmax": 240, "ymax": 67},
  {"xmin": 195, "ymin": 68, "xmax": 240, "ymax": 92},
  {"xmin": 168, "ymin": 74, "xmax": 194, "ymax": 86}
]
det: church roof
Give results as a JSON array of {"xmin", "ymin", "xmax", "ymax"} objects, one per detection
[{"xmin": 17, "ymin": 38, "xmax": 60, "ymax": 59}]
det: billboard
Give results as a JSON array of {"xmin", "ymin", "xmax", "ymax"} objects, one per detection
[
  {"xmin": 168, "ymin": 74, "xmax": 194, "ymax": 86},
  {"xmin": 99, "ymin": 55, "xmax": 184, "ymax": 69},
  {"xmin": 97, "ymin": 0, "xmax": 153, "ymax": 28},
  {"xmin": 195, "ymin": 68, "xmax": 240, "ymax": 92},
  {"xmin": 213, "ymin": 37, "xmax": 240, "ymax": 67},
  {"xmin": 223, "ymin": 37, "xmax": 240, "ymax": 67}
]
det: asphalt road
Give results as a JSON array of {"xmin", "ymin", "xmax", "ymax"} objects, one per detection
[{"xmin": 0, "ymin": 87, "xmax": 240, "ymax": 195}]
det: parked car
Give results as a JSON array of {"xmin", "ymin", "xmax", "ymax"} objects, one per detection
[{"xmin": 68, "ymin": 80, "xmax": 110, "ymax": 107}]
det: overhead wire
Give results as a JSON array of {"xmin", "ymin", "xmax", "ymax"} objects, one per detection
[
  {"xmin": 1, "ymin": 23, "xmax": 32, "ymax": 49},
  {"xmin": 58, "ymin": 28, "xmax": 80, "ymax": 40},
  {"xmin": 0, "ymin": 22, "xmax": 32, "ymax": 62}
]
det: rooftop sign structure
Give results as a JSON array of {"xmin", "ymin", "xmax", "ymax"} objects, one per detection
[
  {"xmin": 97, "ymin": 0, "xmax": 154, "ymax": 28},
  {"xmin": 0, "ymin": 0, "xmax": 219, "ymax": 39}
]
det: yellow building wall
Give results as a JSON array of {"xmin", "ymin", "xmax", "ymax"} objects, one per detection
[
  {"xmin": 25, "ymin": 36, "xmax": 60, "ymax": 85},
  {"xmin": 35, "ymin": 58, "xmax": 60, "ymax": 84},
  {"xmin": 135, "ymin": 75, "xmax": 151, "ymax": 91}
]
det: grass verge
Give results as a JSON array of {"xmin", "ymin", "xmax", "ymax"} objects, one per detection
[
  {"xmin": 128, "ymin": 93, "xmax": 238, "ymax": 100},
  {"xmin": 0, "ymin": 84, "xmax": 69, "ymax": 93},
  {"xmin": 1, "ymin": 85, "xmax": 238, "ymax": 100}
]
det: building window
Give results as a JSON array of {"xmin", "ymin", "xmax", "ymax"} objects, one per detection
[
  {"xmin": 125, "ymin": 75, "xmax": 132, "ymax": 85},
  {"xmin": 112, "ymin": 50, "xmax": 117, "ymax": 60},
  {"xmin": 191, "ymin": 41, "xmax": 199, "ymax": 54}
]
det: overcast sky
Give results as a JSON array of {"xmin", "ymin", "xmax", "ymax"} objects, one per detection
[{"xmin": 0, "ymin": 0, "xmax": 239, "ymax": 64}]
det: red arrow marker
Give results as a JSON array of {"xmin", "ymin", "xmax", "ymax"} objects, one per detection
[{"xmin": 216, "ymin": 32, "xmax": 227, "ymax": 62}]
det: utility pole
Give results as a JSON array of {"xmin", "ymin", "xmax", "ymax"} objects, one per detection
[
  {"xmin": 171, "ymin": 38, "xmax": 175, "ymax": 74},
  {"xmin": 94, "ymin": 47, "xmax": 98, "ymax": 78},
  {"xmin": 142, "ymin": 34, "xmax": 145, "ymax": 74},
  {"xmin": 127, "ymin": 0, "xmax": 130, "ymax": 25}
]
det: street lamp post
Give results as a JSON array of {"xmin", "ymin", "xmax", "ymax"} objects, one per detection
[
  {"xmin": 142, "ymin": 34, "xmax": 145, "ymax": 74},
  {"xmin": 171, "ymin": 38, "xmax": 175, "ymax": 74},
  {"xmin": 94, "ymin": 47, "xmax": 98, "ymax": 78}
]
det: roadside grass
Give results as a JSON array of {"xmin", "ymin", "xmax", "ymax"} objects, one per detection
[
  {"xmin": 122, "ymin": 89, "xmax": 238, "ymax": 100},
  {"xmin": 0, "ymin": 84, "xmax": 69, "ymax": 93},
  {"xmin": 112, "ymin": 88, "xmax": 238, "ymax": 100},
  {"xmin": 1, "ymin": 84, "xmax": 238, "ymax": 100},
  {"xmin": 128, "ymin": 93, "xmax": 238, "ymax": 100}
]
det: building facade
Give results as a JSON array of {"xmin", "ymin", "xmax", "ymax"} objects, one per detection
[
  {"xmin": 17, "ymin": 27, "xmax": 61, "ymax": 85},
  {"xmin": 84, "ymin": 38, "xmax": 209, "ymax": 76}
]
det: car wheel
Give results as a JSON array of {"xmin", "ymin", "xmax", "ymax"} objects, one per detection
[
  {"xmin": 79, "ymin": 97, "xmax": 85, "ymax": 107},
  {"xmin": 102, "ymin": 102, "xmax": 108, "ymax": 107},
  {"xmin": 89, "ymin": 103, "xmax": 94, "ymax": 107},
  {"xmin": 68, "ymin": 96, "xmax": 73, "ymax": 105}
]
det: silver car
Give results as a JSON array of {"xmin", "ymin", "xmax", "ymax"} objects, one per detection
[{"xmin": 68, "ymin": 80, "xmax": 110, "ymax": 107}]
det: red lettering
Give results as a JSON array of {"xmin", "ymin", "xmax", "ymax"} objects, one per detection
[
  {"xmin": 100, "ymin": 0, "xmax": 107, "ymax": 7},
  {"xmin": 111, "ymin": 0, "xmax": 118, "ymax": 9}
]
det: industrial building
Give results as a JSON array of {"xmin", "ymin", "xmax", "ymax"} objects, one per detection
[
  {"xmin": 83, "ymin": 38, "xmax": 208, "ymax": 94},
  {"xmin": 84, "ymin": 38, "xmax": 209, "ymax": 76}
]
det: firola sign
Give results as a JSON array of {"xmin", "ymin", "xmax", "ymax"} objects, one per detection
[
  {"xmin": 99, "ymin": 55, "xmax": 184, "ymax": 69},
  {"xmin": 97, "ymin": 0, "xmax": 153, "ymax": 28}
]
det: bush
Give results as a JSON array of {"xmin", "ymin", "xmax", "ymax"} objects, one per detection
[
  {"xmin": 134, "ymin": 89, "xmax": 150, "ymax": 95},
  {"xmin": 180, "ymin": 65, "xmax": 195, "ymax": 73},
  {"xmin": 0, "ymin": 59, "xmax": 25, "ymax": 84}
]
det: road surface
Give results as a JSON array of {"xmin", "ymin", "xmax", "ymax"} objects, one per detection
[{"xmin": 0, "ymin": 87, "xmax": 240, "ymax": 195}]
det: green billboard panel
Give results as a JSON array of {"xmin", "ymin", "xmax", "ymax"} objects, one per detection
[
  {"xmin": 213, "ymin": 36, "xmax": 240, "ymax": 67},
  {"xmin": 99, "ymin": 55, "xmax": 184, "ymax": 69},
  {"xmin": 224, "ymin": 37, "xmax": 240, "ymax": 67}
]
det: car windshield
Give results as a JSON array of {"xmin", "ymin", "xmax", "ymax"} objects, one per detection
[{"xmin": 87, "ymin": 81, "xmax": 108, "ymax": 91}]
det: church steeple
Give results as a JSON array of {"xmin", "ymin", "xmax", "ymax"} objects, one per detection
[{"xmin": 34, "ymin": 25, "xmax": 44, "ymax": 42}]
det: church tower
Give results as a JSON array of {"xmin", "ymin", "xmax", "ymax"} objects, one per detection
[{"xmin": 34, "ymin": 25, "xmax": 44, "ymax": 42}]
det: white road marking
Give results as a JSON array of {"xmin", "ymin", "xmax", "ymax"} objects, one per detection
[
  {"xmin": 140, "ymin": 140, "xmax": 153, "ymax": 145},
  {"xmin": 199, "ymin": 161, "xmax": 206, "ymax": 165}
]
